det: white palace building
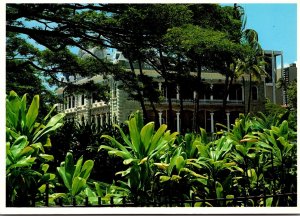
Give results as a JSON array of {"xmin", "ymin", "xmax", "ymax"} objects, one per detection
[{"xmin": 56, "ymin": 48, "xmax": 292, "ymax": 133}]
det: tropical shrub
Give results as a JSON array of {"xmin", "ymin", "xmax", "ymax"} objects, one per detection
[
  {"xmin": 6, "ymin": 91, "xmax": 65, "ymax": 206},
  {"xmin": 6, "ymin": 91, "xmax": 65, "ymax": 145},
  {"xmin": 99, "ymin": 111, "xmax": 179, "ymax": 201},
  {"xmin": 98, "ymin": 111, "xmax": 296, "ymax": 206},
  {"xmin": 226, "ymin": 113, "xmax": 296, "ymax": 206},
  {"xmin": 49, "ymin": 152, "xmax": 94, "ymax": 205}
]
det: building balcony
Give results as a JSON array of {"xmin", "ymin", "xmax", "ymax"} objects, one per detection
[
  {"xmin": 92, "ymin": 101, "xmax": 106, "ymax": 108},
  {"xmin": 144, "ymin": 98, "xmax": 244, "ymax": 106},
  {"xmin": 64, "ymin": 108, "xmax": 76, "ymax": 113}
]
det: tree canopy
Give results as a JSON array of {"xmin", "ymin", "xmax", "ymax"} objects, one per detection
[{"xmin": 7, "ymin": 3, "xmax": 258, "ymax": 126}]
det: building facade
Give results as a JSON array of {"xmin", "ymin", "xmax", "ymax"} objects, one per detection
[{"xmin": 56, "ymin": 48, "xmax": 288, "ymax": 133}]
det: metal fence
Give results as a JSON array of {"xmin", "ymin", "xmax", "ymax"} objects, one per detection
[{"xmin": 39, "ymin": 187, "xmax": 296, "ymax": 207}]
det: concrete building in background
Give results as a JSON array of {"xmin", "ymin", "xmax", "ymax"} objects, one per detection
[
  {"xmin": 276, "ymin": 63, "xmax": 297, "ymax": 106},
  {"xmin": 56, "ymin": 48, "xmax": 294, "ymax": 133}
]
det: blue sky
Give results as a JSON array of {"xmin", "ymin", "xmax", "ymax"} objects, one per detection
[{"xmin": 235, "ymin": 3, "xmax": 297, "ymax": 67}]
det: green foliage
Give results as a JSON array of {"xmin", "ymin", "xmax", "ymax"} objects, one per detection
[
  {"xmin": 51, "ymin": 120, "xmax": 126, "ymax": 183},
  {"xmin": 99, "ymin": 111, "xmax": 296, "ymax": 206},
  {"xmin": 6, "ymin": 91, "xmax": 65, "ymax": 145},
  {"xmin": 264, "ymin": 99, "xmax": 286, "ymax": 116},
  {"xmin": 287, "ymin": 80, "xmax": 297, "ymax": 109},
  {"xmin": 56, "ymin": 152, "xmax": 94, "ymax": 197},
  {"xmin": 7, "ymin": 100, "xmax": 296, "ymax": 206},
  {"xmin": 6, "ymin": 91, "xmax": 64, "ymax": 206},
  {"xmin": 6, "ymin": 3, "xmax": 297, "ymax": 206},
  {"xmin": 100, "ymin": 111, "xmax": 178, "ymax": 200}
]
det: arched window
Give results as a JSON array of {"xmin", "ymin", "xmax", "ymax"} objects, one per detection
[{"xmin": 251, "ymin": 86, "xmax": 258, "ymax": 100}]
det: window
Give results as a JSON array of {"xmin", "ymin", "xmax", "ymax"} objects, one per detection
[
  {"xmin": 72, "ymin": 96, "xmax": 75, "ymax": 108},
  {"xmin": 81, "ymin": 94, "xmax": 85, "ymax": 105},
  {"xmin": 68, "ymin": 96, "xmax": 71, "ymax": 109},
  {"xmin": 251, "ymin": 86, "xmax": 258, "ymax": 100},
  {"xmin": 92, "ymin": 93, "xmax": 97, "ymax": 103},
  {"xmin": 236, "ymin": 86, "xmax": 242, "ymax": 100}
]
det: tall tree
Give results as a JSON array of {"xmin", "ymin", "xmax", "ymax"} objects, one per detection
[
  {"xmin": 164, "ymin": 23, "xmax": 246, "ymax": 131},
  {"xmin": 7, "ymin": 3, "xmax": 259, "ymax": 127},
  {"xmin": 235, "ymin": 29, "xmax": 268, "ymax": 113}
]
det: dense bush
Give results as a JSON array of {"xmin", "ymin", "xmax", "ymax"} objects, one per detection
[
  {"xmin": 6, "ymin": 93, "xmax": 297, "ymax": 207},
  {"xmin": 6, "ymin": 91, "xmax": 65, "ymax": 206},
  {"xmin": 51, "ymin": 120, "xmax": 127, "ymax": 183},
  {"xmin": 100, "ymin": 111, "xmax": 297, "ymax": 206}
]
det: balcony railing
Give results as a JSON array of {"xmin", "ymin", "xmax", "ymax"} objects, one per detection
[{"xmin": 144, "ymin": 98, "xmax": 244, "ymax": 105}]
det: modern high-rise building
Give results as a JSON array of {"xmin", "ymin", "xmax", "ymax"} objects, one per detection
[{"xmin": 276, "ymin": 63, "xmax": 297, "ymax": 106}]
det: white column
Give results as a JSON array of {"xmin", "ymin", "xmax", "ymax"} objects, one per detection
[
  {"xmin": 112, "ymin": 114, "xmax": 115, "ymax": 124},
  {"xmin": 210, "ymin": 112, "xmax": 214, "ymax": 133},
  {"xmin": 242, "ymin": 85, "xmax": 245, "ymax": 101},
  {"xmin": 67, "ymin": 97, "xmax": 69, "ymax": 109},
  {"xmin": 106, "ymin": 113, "xmax": 109, "ymax": 124},
  {"xmin": 226, "ymin": 112, "xmax": 230, "ymax": 131},
  {"xmin": 95, "ymin": 115, "xmax": 98, "ymax": 128},
  {"xmin": 176, "ymin": 112, "xmax": 180, "ymax": 133},
  {"xmin": 85, "ymin": 115, "xmax": 88, "ymax": 125},
  {"xmin": 158, "ymin": 82, "xmax": 162, "ymax": 91},
  {"xmin": 176, "ymin": 85, "xmax": 180, "ymax": 100},
  {"xmin": 193, "ymin": 91, "xmax": 197, "ymax": 100},
  {"xmin": 158, "ymin": 112, "xmax": 162, "ymax": 126},
  {"xmin": 100, "ymin": 114, "xmax": 104, "ymax": 126}
]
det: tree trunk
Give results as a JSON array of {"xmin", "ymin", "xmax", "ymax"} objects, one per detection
[
  {"xmin": 248, "ymin": 73, "xmax": 252, "ymax": 113},
  {"xmin": 87, "ymin": 93, "xmax": 92, "ymax": 125},
  {"xmin": 129, "ymin": 60, "xmax": 149, "ymax": 122},
  {"xmin": 166, "ymin": 81, "xmax": 174, "ymax": 131},
  {"xmin": 222, "ymin": 73, "xmax": 229, "ymax": 110},
  {"xmin": 192, "ymin": 60, "xmax": 202, "ymax": 132},
  {"xmin": 177, "ymin": 56, "xmax": 184, "ymax": 133},
  {"xmin": 158, "ymin": 47, "xmax": 174, "ymax": 130},
  {"xmin": 150, "ymin": 100, "xmax": 159, "ymax": 128},
  {"xmin": 138, "ymin": 58, "xmax": 159, "ymax": 126},
  {"xmin": 242, "ymin": 77, "xmax": 246, "ymax": 115},
  {"xmin": 179, "ymin": 85, "xmax": 184, "ymax": 132},
  {"xmin": 222, "ymin": 74, "xmax": 234, "ymax": 110}
]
